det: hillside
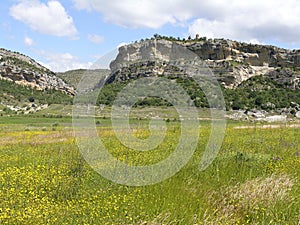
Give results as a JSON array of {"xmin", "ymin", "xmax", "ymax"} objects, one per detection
[
  {"xmin": 1, "ymin": 36, "xmax": 300, "ymax": 119},
  {"xmin": 0, "ymin": 48, "xmax": 74, "ymax": 115},
  {"xmin": 0, "ymin": 48, "xmax": 75, "ymax": 95},
  {"xmin": 104, "ymin": 36, "xmax": 300, "ymax": 119},
  {"xmin": 57, "ymin": 69, "xmax": 110, "ymax": 88}
]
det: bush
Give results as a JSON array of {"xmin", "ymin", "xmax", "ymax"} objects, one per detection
[{"xmin": 28, "ymin": 97, "xmax": 35, "ymax": 102}]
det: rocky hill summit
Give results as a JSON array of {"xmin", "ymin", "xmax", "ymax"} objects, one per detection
[
  {"xmin": 109, "ymin": 37, "xmax": 300, "ymax": 89},
  {"xmin": 107, "ymin": 36, "xmax": 300, "ymax": 120},
  {"xmin": 0, "ymin": 48, "xmax": 75, "ymax": 95}
]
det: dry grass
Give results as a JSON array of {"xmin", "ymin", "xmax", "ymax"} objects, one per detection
[
  {"xmin": 234, "ymin": 123, "xmax": 300, "ymax": 129},
  {"xmin": 207, "ymin": 174, "xmax": 295, "ymax": 224}
]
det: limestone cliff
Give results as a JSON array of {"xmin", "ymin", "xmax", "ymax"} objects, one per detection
[{"xmin": 109, "ymin": 38, "xmax": 300, "ymax": 89}]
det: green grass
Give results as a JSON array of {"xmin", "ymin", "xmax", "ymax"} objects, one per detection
[
  {"xmin": 57, "ymin": 69, "xmax": 109, "ymax": 88},
  {"xmin": 0, "ymin": 117, "xmax": 299, "ymax": 224}
]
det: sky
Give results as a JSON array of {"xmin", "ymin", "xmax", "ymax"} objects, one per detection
[{"xmin": 1, "ymin": 0, "xmax": 300, "ymax": 72}]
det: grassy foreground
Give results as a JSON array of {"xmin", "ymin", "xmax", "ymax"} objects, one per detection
[{"xmin": 0, "ymin": 116, "xmax": 299, "ymax": 224}]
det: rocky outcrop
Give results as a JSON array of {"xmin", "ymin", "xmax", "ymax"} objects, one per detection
[
  {"xmin": 265, "ymin": 68, "xmax": 300, "ymax": 89},
  {"xmin": 226, "ymin": 102, "xmax": 300, "ymax": 121},
  {"xmin": 0, "ymin": 48, "xmax": 75, "ymax": 95},
  {"xmin": 109, "ymin": 38, "xmax": 300, "ymax": 89},
  {"xmin": 184, "ymin": 39, "xmax": 300, "ymax": 67}
]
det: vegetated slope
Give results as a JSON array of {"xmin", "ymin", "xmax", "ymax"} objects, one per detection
[
  {"xmin": 57, "ymin": 69, "xmax": 110, "ymax": 88},
  {"xmin": 0, "ymin": 48, "xmax": 75, "ymax": 95},
  {"xmin": 0, "ymin": 79, "xmax": 72, "ymax": 114},
  {"xmin": 226, "ymin": 75, "xmax": 300, "ymax": 111},
  {"xmin": 0, "ymin": 48, "xmax": 74, "ymax": 114}
]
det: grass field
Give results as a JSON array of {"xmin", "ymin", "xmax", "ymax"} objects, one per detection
[{"xmin": 0, "ymin": 115, "xmax": 299, "ymax": 224}]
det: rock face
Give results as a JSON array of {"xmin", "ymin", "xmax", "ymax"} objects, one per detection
[
  {"xmin": 108, "ymin": 39, "xmax": 198, "ymax": 83},
  {"xmin": 184, "ymin": 39, "xmax": 300, "ymax": 67},
  {"xmin": 109, "ymin": 38, "xmax": 300, "ymax": 89},
  {"xmin": 0, "ymin": 48, "xmax": 75, "ymax": 95}
]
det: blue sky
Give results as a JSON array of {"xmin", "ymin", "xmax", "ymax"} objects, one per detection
[{"xmin": 1, "ymin": 0, "xmax": 300, "ymax": 72}]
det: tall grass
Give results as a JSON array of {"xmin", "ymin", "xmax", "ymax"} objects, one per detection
[{"xmin": 0, "ymin": 119, "xmax": 299, "ymax": 224}]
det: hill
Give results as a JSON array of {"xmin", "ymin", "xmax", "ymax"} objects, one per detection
[
  {"xmin": 1, "ymin": 36, "xmax": 299, "ymax": 119},
  {"xmin": 0, "ymin": 48, "xmax": 75, "ymax": 95},
  {"xmin": 103, "ymin": 36, "xmax": 300, "ymax": 119},
  {"xmin": 0, "ymin": 48, "xmax": 74, "ymax": 115},
  {"xmin": 56, "ymin": 69, "xmax": 110, "ymax": 88},
  {"xmin": 110, "ymin": 37, "xmax": 300, "ymax": 89}
]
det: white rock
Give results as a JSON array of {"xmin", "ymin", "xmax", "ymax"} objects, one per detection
[{"xmin": 265, "ymin": 115, "xmax": 287, "ymax": 123}]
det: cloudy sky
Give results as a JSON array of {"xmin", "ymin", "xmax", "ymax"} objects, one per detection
[{"xmin": 1, "ymin": 0, "xmax": 300, "ymax": 72}]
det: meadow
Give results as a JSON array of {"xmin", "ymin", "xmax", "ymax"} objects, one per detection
[{"xmin": 0, "ymin": 115, "xmax": 299, "ymax": 224}]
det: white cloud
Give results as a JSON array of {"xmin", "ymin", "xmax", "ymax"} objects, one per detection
[
  {"xmin": 36, "ymin": 47, "xmax": 120, "ymax": 72},
  {"xmin": 38, "ymin": 51, "xmax": 92, "ymax": 72},
  {"xmin": 73, "ymin": 0, "xmax": 300, "ymax": 45},
  {"xmin": 187, "ymin": 1, "xmax": 300, "ymax": 44},
  {"xmin": 10, "ymin": 0, "xmax": 78, "ymax": 38},
  {"xmin": 117, "ymin": 42, "xmax": 128, "ymax": 48},
  {"xmin": 24, "ymin": 36, "xmax": 34, "ymax": 46},
  {"xmin": 73, "ymin": 0, "xmax": 183, "ymax": 28},
  {"xmin": 249, "ymin": 39, "xmax": 264, "ymax": 45},
  {"xmin": 88, "ymin": 34, "xmax": 104, "ymax": 44}
]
